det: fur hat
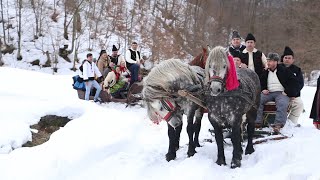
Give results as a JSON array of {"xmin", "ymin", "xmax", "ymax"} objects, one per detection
[
  {"xmin": 112, "ymin": 45, "xmax": 118, "ymax": 51},
  {"xmin": 103, "ymin": 71, "xmax": 116, "ymax": 88},
  {"xmin": 266, "ymin": 53, "xmax": 280, "ymax": 61},
  {"xmin": 231, "ymin": 31, "xmax": 241, "ymax": 39},
  {"xmin": 283, "ymin": 46, "xmax": 294, "ymax": 57},
  {"xmin": 245, "ymin": 33, "xmax": 256, "ymax": 42}
]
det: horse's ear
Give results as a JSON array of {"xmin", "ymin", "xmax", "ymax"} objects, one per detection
[
  {"xmin": 202, "ymin": 47, "xmax": 207, "ymax": 53},
  {"xmin": 207, "ymin": 45, "xmax": 212, "ymax": 51}
]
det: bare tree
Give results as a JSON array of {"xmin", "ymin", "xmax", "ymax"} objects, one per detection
[
  {"xmin": 16, "ymin": 0, "xmax": 22, "ymax": 60},
  {"xmin": 30, "ymin": 0, "xmax": 46, "ymax": 39},
  {"xmin": 0, "ymin": 0, "xmax": 7, "ymax": 45}
]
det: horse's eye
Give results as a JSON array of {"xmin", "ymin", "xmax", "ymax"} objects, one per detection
[
  {"xmin": 209, "ymin": 65, "xmax": 211, "ymax": 68},
  {"xmin": 223, "ymin": 65, "xmax": 227, "ymax": 69},
  {"xmin": 160, "ymin": 106, "xmax": 164, "ymax": 111}
]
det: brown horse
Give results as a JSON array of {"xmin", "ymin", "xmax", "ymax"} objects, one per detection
[{"xmin": 189, "ymin": 47, "xmax": 208, "ymax": 69}]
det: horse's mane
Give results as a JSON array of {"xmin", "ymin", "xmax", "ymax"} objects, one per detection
[
  {"xmin": 204, "ymin": 46, "xmax": 229, "ymax": 82},
  {"xmin": 143, "ymin": 59, "xmax": 202, "ymax": 101}
]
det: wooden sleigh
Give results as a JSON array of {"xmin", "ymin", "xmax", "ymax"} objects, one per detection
[{"xmin": 76, "ymin": 82, "xmax": 144, "ymax": 105}]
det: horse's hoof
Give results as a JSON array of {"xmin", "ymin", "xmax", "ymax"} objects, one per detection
[
  {"xmin": 195, "ymin": 142, "xmax": 201, "ymax": 147},
  {"xmin": 187, "ymin": 149, "xmax": 197, "ymax": 157},
  {"xmin": 216, "ymin": 158, "xmax": 226, "ymax": 166},
  {"xmin": 165, "ymin": 152, "xmax": 176, "ymax": 162},
  {"xmin": 245, "ymin": 146, "xmax": 255, "ymax": 155},
  {"xmin": 231, "ymin": 159, "xmax": 241, "ymax": 169}
]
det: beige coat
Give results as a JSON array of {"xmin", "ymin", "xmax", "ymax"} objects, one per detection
[{"xmin": 97, "ymin": 57, "xmax": 110, "ymax": 74}]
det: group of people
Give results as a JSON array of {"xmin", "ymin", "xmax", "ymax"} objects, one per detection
[
  {"xmin": 79, "ymin": 42, "xmax": 144, "ymax": 103},
  {"xmin": 227, "ymin": 31, "xmax": 305, "ymax": 131}
]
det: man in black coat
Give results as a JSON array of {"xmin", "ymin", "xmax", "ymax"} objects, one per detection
[
  {"xmin": 256, "ymin": 53, "xmax": 299, "ymax": 129},
  {"xmin": 310, "ymin": 76, "xmax": 320, "ymax": 129},
  {"xmin": 228, "ymin": 31, "xmax": 246, "ymax": 56},
  {"xmin": 279, "ymin": 46, "xmax": 304, "ymax": 125}
]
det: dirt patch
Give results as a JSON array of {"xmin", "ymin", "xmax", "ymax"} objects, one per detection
[{"xmin": 23, "ymin": 115, "xmax": 72, "ymax": 147}]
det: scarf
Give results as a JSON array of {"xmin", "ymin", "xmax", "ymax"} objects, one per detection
[{"xmin": 225, "ymin": 55, "xmax": 239, "ymax": 91}]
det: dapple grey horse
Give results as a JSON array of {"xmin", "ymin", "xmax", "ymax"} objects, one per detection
[
  {"xmin": 142, "ymin": 59, "xmax": 205, "ymax": 161},
  {"xmin": 205, "ymin": 46, "xmax": 260, "ymax": 168}
]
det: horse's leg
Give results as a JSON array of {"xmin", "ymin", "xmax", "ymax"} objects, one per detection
[
  {"xmin": 166, "ymin": 123, "xmax": 180, "ymax": 161},
  {"xmin": 187, "ymin": 107, "xmax": 197, "ymax": 157},
  {"xmin": 208, "ymin": 114, "xmax": 226, "ymax": 166},
  {"xmin": 194, "ymin": 108, "xmax": 203, "ymax": 147},
  {"xmin": 230, "ymin": 118, "xmax": 243, "ymax": 169},
  {"xmin": 245, "ymin": 108, "xmax": 256, "ymax": 155}
]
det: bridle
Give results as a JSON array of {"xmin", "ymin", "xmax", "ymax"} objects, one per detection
[
  {"xmin": 158, "ymin": 99, "xmax": 180, "ymax": 122},
  {"xmin": 207, "ymin": 61, "xmax": 229, "ymax": 92}
]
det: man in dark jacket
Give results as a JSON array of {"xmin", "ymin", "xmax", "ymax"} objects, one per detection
[
  {"xmin": 255, "ymin": 53, "xmax": 299, "ymax": 129},
  {"xmin": 310, "ymin": 76, "xmax": 320, "ymax": 129},
  {"xmin": 279, "ymin": 46, "xmax": 304, "ymax": 125},
  {"xmin": 228, "ymin": 31, "xmax": 246, "ymax": 56}
]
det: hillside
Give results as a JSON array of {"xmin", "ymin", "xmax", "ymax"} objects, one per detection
[{"xmin": 0, "ymin": 0, "xmax": 319, "ymax": 74}]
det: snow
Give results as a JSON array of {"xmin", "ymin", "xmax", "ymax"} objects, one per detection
[{"xmin": 0, "ymin": 66, "xmax": 320, "ymax": 180}]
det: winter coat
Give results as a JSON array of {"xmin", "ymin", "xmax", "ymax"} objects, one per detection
[
  {"xmin": 310, "ymin": 76, "xmax": 320, "ymax": 122},
  {"xmin": 97, "ymin": 57, "xmax": 110, "ymax": 74},
  {"xmin": 260, "ymin": 64, "xmax": 299, "ymax": 97},
  {"xmin": 279, "ymin": 64, "xmax": 304, "ymax": 97},
  {"xmin": 81, "ymin": 60, "xmax": 102, "ymax": 81},
  {"xmin": 109, "ymin": 54, "xmax": 125, "ymax": 66},
  {"xmin": 228, "ymin": 44, "xmax": 246, "ymax": 57}
]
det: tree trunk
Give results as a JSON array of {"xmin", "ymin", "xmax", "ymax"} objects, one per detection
[
  {"xmin": 17, "ymin": 0, "xmax": 22, "ymax": 60},
  {"xmin": 63, "ymin": 0, "xmax": 68, "ymax": 40},
  {"xmin": 0, "ymin": 0, "xmax": 7, "ymax": 45},
  {"xmin": 30, "ymin": 0, "xmax": 39, "ymax": 38}
]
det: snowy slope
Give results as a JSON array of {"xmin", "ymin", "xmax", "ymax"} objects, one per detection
[{"xmin": 0, "ymin": 67, "xmax": 320, "ymax": 180}]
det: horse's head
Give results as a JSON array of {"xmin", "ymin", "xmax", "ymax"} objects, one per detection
[
  {"xmin": 205, "ymin": 46, "xmax": 229, "ymax": 96},
  {"xmin": 146, "ymin": 98, "xmax": 182, "ymax": 128},
  {"xmin": 190, "ymin": 47, "xmax": 208, "ymax": 69},
  {"xmin": 205, "ymin": 46, "xmax": 240, "ymax": 96}
]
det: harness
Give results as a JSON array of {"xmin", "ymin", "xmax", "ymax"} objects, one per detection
[{"xmin": 154, "ymin": 99, "xmax": 180, "ymax": 122}]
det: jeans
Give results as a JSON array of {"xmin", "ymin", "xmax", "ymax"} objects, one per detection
[
  {"xmin": 256, "ymin": 91, "xmax": 290, "ymax": 125},
  {"xmin": 128, "ymin": 63, "xmax": 140, "ymax": 85},
  {"xmin": 85, "ymin": 80, "xmax": 102, "ymax": 101}
]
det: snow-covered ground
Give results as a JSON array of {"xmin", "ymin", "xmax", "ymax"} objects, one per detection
[{"xmin": 0, "ymin": 67, "xmax": 320, "ymax": 180}]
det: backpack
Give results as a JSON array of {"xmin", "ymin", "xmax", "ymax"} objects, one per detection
[{"xmin": 79, "ymin": 60, "xmax": 88, "ymax": 72}]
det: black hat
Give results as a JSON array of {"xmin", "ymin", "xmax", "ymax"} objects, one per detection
[
  {"xmin": 230, "ymin": 50, "xmax": 242, "ymax": 59},
  {"xmin": 266, "ymin": 52, "xmax": 280, "ymax": 61},
  {"xmin": 245, "ymin": 33, "xmax": 256, "ymax": 42},
  {"xmin": 231, "ymin": 31, "xmax": 241, "ymax": 39},
  {"xmin": 112, "ymin": 45, "xmax": 118, "ymax": 51},
  {"xmin": 283, "ymin": 46, "xmax": 294, "ymax": 57}
]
